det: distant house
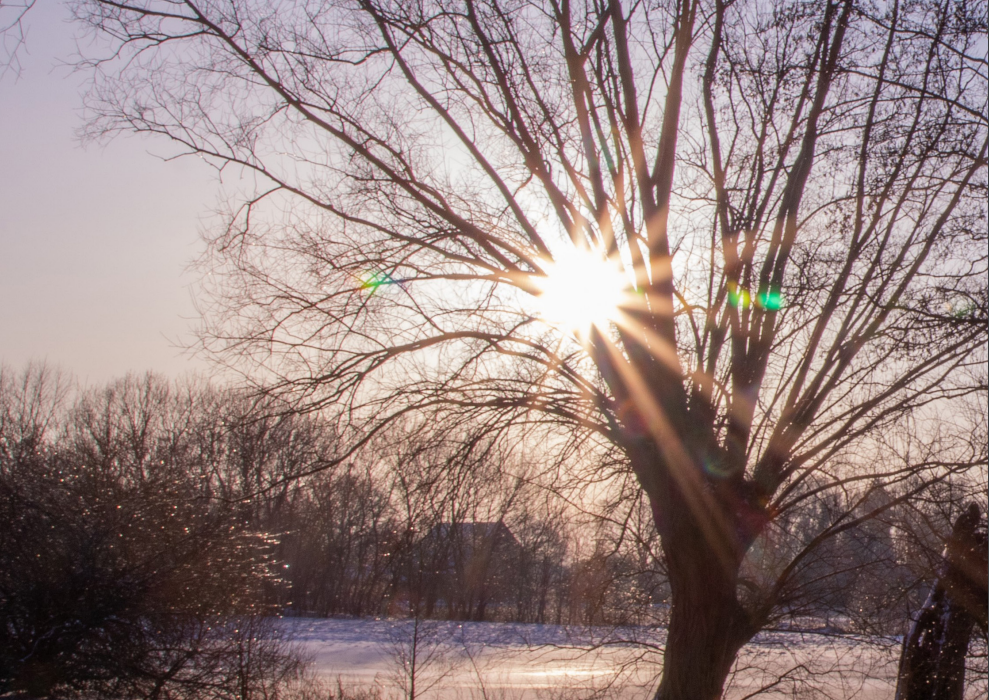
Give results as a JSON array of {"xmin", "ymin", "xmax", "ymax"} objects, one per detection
[{"xmin": 416, "ymin": 521, "xmax": 521, "ymax": 621}]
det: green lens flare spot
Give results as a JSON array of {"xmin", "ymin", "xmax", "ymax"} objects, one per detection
[
  {"xmin": 728, "ymin": 285, "xmax": 751, "ymax": 309},
  {"xmin": 728, "ymin": 283, "xmax": 782, "ymax": 310},
  {"xmin": 756, "ymin": 287, "xmax": 783, "ymax": 311},
  {"xmin": 360, "ymin": 271, "xmax": 396, "ymax": 291}
]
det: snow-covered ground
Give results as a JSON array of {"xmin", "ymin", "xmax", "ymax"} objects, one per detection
[{"xmin": 281, "ymin": 618, "xmax": 987, "ymax": 699}]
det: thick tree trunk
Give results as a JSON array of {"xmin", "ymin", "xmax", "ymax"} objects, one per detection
[
  {"xmin": 656, "ymin": 570, "xmax": 750, "ymax": 700},
  {"xmin": 651, "ymin": 495, "xmax": 755, "ymax": 700},
  {"xmin": 895, "ymin": 587, "xmax": 974, "ymax": 700},
  {"xmin": 625, "ymin": 428, "xmax": 763, "ymax": 700},
  {"xmin": 895, "ymin": 504, "xmax": 988, "ymax": 700}
]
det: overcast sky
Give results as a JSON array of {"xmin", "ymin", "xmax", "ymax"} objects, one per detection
[{"xmin": 1, "ymin": 1, "xmax": 218, "ymax": 384}]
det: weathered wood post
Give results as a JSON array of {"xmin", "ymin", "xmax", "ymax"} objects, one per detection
[{"xmin": 895, "ymin": 503, "xmax": 988, "ymax": 700}]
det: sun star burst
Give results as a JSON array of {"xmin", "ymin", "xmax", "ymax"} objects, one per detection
[{"xmin": 533, "ymin": 248, "xmax": 629, "ymax": 335}]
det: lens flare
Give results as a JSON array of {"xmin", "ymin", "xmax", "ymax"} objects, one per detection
[
  {"xmin": 728, "ymin": 282, "xmax": 783, "ymax": 311},
  {"xmin": 756, "ymin": 287, "xmax": 783, "ymax": 311},
  {"xmin": 359, "ymin": 270, "xmax": 402, "ymax": 293},
  {"xmin": 533, "ymin": 249, "xmax": 628, "ymax": 334},
  {"xmin": 728, "ymin": 284, "xmax": 751, "ymax": 309}
]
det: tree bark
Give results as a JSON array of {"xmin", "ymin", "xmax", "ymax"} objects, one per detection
[
  {"xmin": 656, "ymin": 557, "xmax": 750, "ymax": 699},
  {"xmin": 649, "ymin": 480, "xmax": 756, "ymax": 700},
  {"xmin": 895, "ymin": 504, "xmax": 988, "ymax": 700}
]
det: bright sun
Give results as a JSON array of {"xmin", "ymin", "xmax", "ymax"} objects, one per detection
[{"xmin": 532, "ymin": 248, "xmax": 629, "ymax": 335}]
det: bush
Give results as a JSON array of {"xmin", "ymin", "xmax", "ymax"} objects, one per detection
[{"xmin": 0, "ymin": 365, "xmax": 301, "ymax": 698}]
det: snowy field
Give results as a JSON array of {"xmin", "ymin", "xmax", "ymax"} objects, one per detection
[{"xmin": 281, "ymin": 618, "xmax": 987, "ymax": 699}]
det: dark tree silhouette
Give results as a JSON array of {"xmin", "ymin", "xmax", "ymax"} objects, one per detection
[
  {"xmin": 0, "ymin": 366, "xmax": 301, "ymax": 699},
  {"xmin": 57, "ymin": 0, "xmax": 989, "ymax": 697},
  {"xmin": 895, "ymin": 503, "xmax": 989, "ymax": 700}
]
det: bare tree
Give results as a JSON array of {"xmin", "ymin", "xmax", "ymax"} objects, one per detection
[
  {"xmin": 386, "ymin": 614, "xmax": 456, "ymax": 700},
  {"xmin": 0, "ymin": 366, "xmax": 304, "ymax": 699},
  {"xmin": 895, "ymin": 502, "xmax": 988, "ymax": 699},
  {"xmin": 67, "ymin": 0, "xmax": 987, "ymax": 697},
  {"xmin": 0, "ymin": 0, "xmax": 35, "ymax": 78}
]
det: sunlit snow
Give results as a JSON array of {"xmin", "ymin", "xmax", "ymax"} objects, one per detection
[{"xmin": 281, "ymin": 618, "xmax": 987, "ymax": 699}]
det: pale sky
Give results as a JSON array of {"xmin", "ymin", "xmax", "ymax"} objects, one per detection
[{"xmin": 0, "ymin": 1, "xmax": 217, "ymax": 384}]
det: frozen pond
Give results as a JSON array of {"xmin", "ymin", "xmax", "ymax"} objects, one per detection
[{"xmin": 281, "ymin": 618, "xmax": 987, "ymax": 699}]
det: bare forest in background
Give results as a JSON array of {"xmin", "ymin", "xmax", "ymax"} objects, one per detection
[{"xmin": 2, "ymin": 364, "xmax": 981, "ymax": 630}]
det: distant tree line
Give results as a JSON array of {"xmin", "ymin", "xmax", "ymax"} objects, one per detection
[{"xmin": 2, "ymin": 363, "xmax": 984, "ymax": 695}]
